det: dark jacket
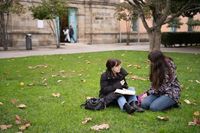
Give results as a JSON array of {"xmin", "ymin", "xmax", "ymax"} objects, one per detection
[
  {"xmin": 69, "ymin": 27, "xmax": 74, "ymax": 37},
  {"xmin": 99, "ymin": 67, "xmax": 128, "ymax": 98}
]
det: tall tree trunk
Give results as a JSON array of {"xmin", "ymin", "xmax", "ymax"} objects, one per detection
[
  {"xmin": 47, "ymin": 19, "xmax": 60, "ymax": 48},
  {"xmin": 188, "ymin": 17, "xmax": 193, "ymax": 32},
  {"xmin": 126, "ymin": 21, "xmax": 130, "ymax": 45},
  {"xmin": 5, "ymin": 13, "xmax": 9, "ymax": 50},
  {"xmin": 0, "ymin": 13, "xmax": 3, "ymax": 47},
  {"xmin": 148, "ymin": 28, "xmax": 161, "ymax": 51},
  {"xmin": 0, "ymin": 12, "xmax": 8, "ymax": 50}
]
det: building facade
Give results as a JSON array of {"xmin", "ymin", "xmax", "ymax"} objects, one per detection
[
  {"xmin": 6, "ymin": 0, "xmax": 200, "ymax": 47},
  {"xmin": 7, "ymin": 0, "xmax": 120, "ymax": 47}
]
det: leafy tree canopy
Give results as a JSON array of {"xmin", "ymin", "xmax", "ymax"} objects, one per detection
[
  {"xmin": 0, "ymin": 0, "xmax": 24, "ymax": 14},
  {"xmin": 30, "ymin": 0, "xmax": 67, "ymax": 20}
]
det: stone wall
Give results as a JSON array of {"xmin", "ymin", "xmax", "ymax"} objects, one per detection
[
  {"xmin": 7, "ymin": 0, "xmax": 121, "ymax": 47},
  {"xmin": 69, "ymin": 0, "xmax": 120, "ymax": 44},
  {"xmin": 8, "ymin": 1, "xmax": 55, "ymax": 47}
]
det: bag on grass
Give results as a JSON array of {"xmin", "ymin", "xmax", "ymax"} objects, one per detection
[{"xmin": 81, "ymin": 98, "xmax": 106, "ymax": 110}]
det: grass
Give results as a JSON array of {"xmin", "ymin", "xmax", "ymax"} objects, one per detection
[{"xmin": 0, "ymin": 51, "xmax": 199, "ymax": 133}]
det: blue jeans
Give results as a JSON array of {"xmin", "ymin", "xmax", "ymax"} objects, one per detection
[
  {"xmin": 70, "ymin": 36, "xmax": 76, "ymax": 43},
  {"xmin": 117, "ymin": 87, "xmax": 138, "ymax": 110},
  {"xmin": 141, "ymin": 94, "xmax": 176, "ymax": 111}
]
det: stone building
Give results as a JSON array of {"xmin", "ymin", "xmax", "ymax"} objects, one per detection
[{"xmin": 7, "ymin": 0, "xmax": 120, "ymax": 47}]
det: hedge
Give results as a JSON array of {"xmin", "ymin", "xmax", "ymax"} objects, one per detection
[{"xmin": 161, "ymin": 32, "xmax": 200, "ymax": 47}]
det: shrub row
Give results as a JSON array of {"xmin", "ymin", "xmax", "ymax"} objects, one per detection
[{"xmin": 161, "ymin": 32, "xmax": 200, "ymax": 47}]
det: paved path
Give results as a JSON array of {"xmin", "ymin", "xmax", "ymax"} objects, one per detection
[{"xmin": 0, "ymin": 43, "xmax": 199, "ymax": 59}]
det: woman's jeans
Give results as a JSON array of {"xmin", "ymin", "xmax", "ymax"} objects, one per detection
[
  {"xmin": 117, "ymin": 87, "xmax": 137, "ymax": 110},
  {"xmin": 141, "ymin": 94, "xmax": 176, "ymax": 111}
]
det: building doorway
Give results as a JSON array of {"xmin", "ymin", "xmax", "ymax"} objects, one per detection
[{"xmin": 60, "ymin": 7, "xmax": 78, "ymax": 43}]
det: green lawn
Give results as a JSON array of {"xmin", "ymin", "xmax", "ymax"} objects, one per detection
[{"xmin": 0, "ymin": 51, "xmax": 199, "ymax": 133}]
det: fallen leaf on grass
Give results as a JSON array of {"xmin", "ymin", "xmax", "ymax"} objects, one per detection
[
  {"xmin": 0, "ymin": 124, "xmax": 12, "ymax": 130},
  {"xmin": 131, "ymin": 75, "xmax": 148, "ymax": 81},
  {"xmin": 61, "ymin": 101, "xmax": 65, "ymax": 105},
  {"xmin": 28, "ymin": 64, "xmax": 48, "ymax": 69},
  {"xmin": 41, "ymin": 71, "xmax": 45, "ymax": 74},
  {"xmin": 42, "ymin": 78, "xmax": 47, "ymax": 83},
  {"xmin": 157, "ymin": 116, "xmax": 169, "ymax": 121},
  {"xmin": 20, "ymin": 82, "xmax": 25, "ymax": 87},
  {"xmin": 81, "ymin": 79, "xmax": 86, "ymax": 82},
  {"xmin": 194, "ymin": 111, "xmax": 200, "ymax": 116},
  {"xmin": 17, "ymin": 104, "xmax": 25, "ymax": 109},
  {"xmin": 86, "ymin": 96, "xmax": 93, "ymax": 100},
  {"xmin": 0, "ymin": 102, "xmax": 3, "ymax": 106},
  {"xmin": 184, "ymin": 99, "xmax": 191, "ymax": 104},
  {"xmin": 188, "ymin": 118, "xmax": 200, "ymax": 126},
  {"xmin": 51, "ymin": 74, "xmax": 57, "ymax": 77},
  {"xmin": 133, "ymin": 64, "xmax": 141, "ymax": 69},
  {"xmin": 11, "ymin": 99, "xmax": 17, "ymax": 104},
  {"xmin": 52, "ymin": 93, "xmax": 61, "ymax": 97},
  {"xmin": 91, "ymin": 124, "xmax": 109, "ymax": 131},
  {"xmin": 27, "ymin": 83, "xmax": 34, "ymax": 86},
  {"xmin": 15, "ymin": 115, "xmax": 21, "ymax": 125},
  {"xmin": 59, "ymin": 70, "xmax": 65, "ymax": 73},
  {"xmin": 127, "ymin": 64, "xmax": 132, "ymax": 67},
  {"xmin": 188, "ymin": 80, "xmax": 193, "ymax": 83},
  {"xmin": 19, "ymin": 122, "xmax": 31, "ymax": 131},
  {"xmin": 85, "ymin": 60, "xmax": 91, "ymax": 64},
  {"xmin": 17, "ymin": 104, "xmax": 27, "ymax": 109},
  {"xmin": 195, "ymin": 80, "xmax": 200, "ymax": 84},
  {"xmin": 57, "ymin": 80, "xmax": 62, "ymax": 83},
  {"xmin": 82, "ymin": 117, "xmax": 92, "ymax": 124}
]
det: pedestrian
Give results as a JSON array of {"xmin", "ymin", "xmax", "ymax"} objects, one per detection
[
  {"xmin": 99, "ymin": 59, "xmax": 144, "ymax": 114},
  {"xmin": 69, "ymin": 25, "xmax": 76, "ymax": 43},
  {"xmin": 141, "ymin": 50, "xmax": 181, "ymax": 111},
  {"xmin": 63, "ymin": 26, "xmax": 70, "ymax": 42}
]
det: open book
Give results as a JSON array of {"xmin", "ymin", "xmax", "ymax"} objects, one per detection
[{"xmin": 114, "ymin": 88, "xmax": 135, "ymax": 95}]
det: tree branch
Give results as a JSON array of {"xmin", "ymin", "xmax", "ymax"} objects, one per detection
[
  {"xmin": 156, "ymin": 0, "xmax": 171, "ymax": 27},
  {"xmin": 163, "ymin": 0, "xmax": 193, "ymax": 25},
  {"xmin": 131, "ymin": 0, "xmax": 151, "ymax": 32}
]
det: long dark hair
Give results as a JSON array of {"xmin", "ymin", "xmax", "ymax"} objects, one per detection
[
  {"xmin": 106, "ymin": 59, "xmax": 121, "ymax": 76},
  {"xmin": 148, "ymin": 50, "xmax": 172, "ymax": 90}
]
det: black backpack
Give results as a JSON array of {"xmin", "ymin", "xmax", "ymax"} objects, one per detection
[{"xmin": 81, "ymin": 98, "xmax": 106, "ymax": 110}]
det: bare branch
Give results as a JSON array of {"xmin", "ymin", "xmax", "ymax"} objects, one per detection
[
  {"xmin": 163, "ymin": 0, "xmax": 193, "ymax": 25},
  {"xmin": 157, "ymin": 0, "xmax": 171, "ymax": 25},
  {"xmin": 132, "ymin": 0, "xmax": 151, "ymax": 32}
]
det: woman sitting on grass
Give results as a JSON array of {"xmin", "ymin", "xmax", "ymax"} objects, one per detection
[
  {"xmin": 141, "ymin": 50, "xmax": 181, "ymax": 111},
  {"xmin": 99, "ymin": 59, "xmax": 144, "ymax": 114}
]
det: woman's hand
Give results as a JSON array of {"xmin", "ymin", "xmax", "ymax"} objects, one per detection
[{"xmin": 120, "ymin": 80, "xmax": 125, "ymax": 85}]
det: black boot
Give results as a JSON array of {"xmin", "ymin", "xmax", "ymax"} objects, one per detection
[
  {"xmin": 130, "ymin": 101, "xmax": 145, "ymax": 112},
  {"xmin": 123, "ymin": 103, "xmax": 135, "ymax": 114}
]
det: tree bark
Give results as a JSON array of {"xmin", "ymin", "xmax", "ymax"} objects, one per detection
[
  {"xmin": 47, "ymin": 19, "xmax": 60, "ymax": 48},
  {"xmin": 148, "ymin": 28, "xmax": 161, "ymax": 51},
  {"xmin": 0, "ymin": 12, "xmax": 8, "ymax": 50},
  {"xmin": 126, "ymin": 21, "xmax": 130, "ymax": 45}
]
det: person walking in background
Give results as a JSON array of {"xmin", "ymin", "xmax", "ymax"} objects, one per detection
[
  {"xmin": 63, "ymin": 26, "xmax": 70, "ymax": 43},
  {"xmin": 99, "ymin": 59, "xmax": 144, "ymax": 114},
  {"xmin": 69, "ymin": 25, "xmax": 76, "ymax": 43},
  {"xmin": 141, "ymin": 50, "xmax": 181, "ymax": 111}
]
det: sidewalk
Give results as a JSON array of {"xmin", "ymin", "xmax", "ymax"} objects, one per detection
[{"xmin": 0, "ymin": 43, "xmax": 199, "ymax": 59}]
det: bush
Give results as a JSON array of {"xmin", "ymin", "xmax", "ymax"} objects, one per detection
[{"xmin": 161, "ymin": 32, "xmax": 200, "ymax": 47}]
